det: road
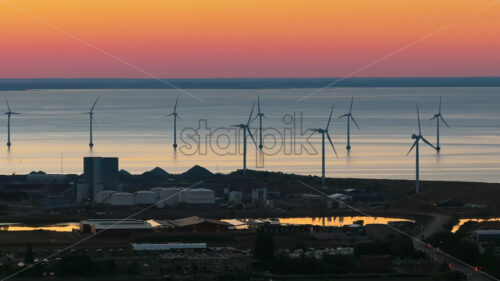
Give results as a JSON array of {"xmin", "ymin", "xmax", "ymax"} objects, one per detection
[{"xmin": 414, "ymin": 213, "xmax": 497, "ymax": 281}]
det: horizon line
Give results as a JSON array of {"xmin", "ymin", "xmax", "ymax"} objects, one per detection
[{"xmin": 2, "ymin": 76, "xmax": 500, "ymax": 80}]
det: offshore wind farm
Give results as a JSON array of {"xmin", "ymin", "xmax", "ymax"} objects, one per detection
[
  {"xmin": 1, "ymin": 85, "xmax": 499, "ymax": 183},
  {"xmin": 2, "ymin": 1, "xmax": 500, "ymax": 279}
]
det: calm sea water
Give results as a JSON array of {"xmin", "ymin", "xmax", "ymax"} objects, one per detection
[{"xmin": 0, "ymin": 87, "xmax": 499, "ymax": 182}]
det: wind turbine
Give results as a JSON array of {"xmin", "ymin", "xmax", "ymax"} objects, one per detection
[
  {"xmin": 232, "ymin": 103, "xmax": 257, "ymax": 174},
  {"xmin": 166, "ymin": 95, "xmax": 181, "ymax": 148},
  {"xmin": 407, "ymin": 104, "xmax": 436, "ymax": 193},
  {"xmin": 310, "ymin": 105, "xmax": 338, "ymax": 185},
  {"xmin": 5, "ymin": 98, "xmax": 20, "ymax": 147},
  {"xmin": 88, "ymin": 97, "xmax": 99, "ymax": 149},
  {"xmin": 253, "ymin": 95, "xmax": 265, "ymax": 149},
  {"xmin": 338, "ymin": 97, "xmax": 360, "ymax": 150},
  {"xmin": 430, "ymin": 96, "xmax": 449, "ymax": 152}
]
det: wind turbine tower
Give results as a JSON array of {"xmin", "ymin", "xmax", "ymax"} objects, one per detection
[
  {"xmin": 430, "ymin": 96, "xmax": 450, "ymax": 152},
  {"xmin": 310, "ymin": 105, "xmax": 338, "ymax": 185},
  {"xmin": 407, "ymin": 104, "xmax": 436, "ymax": 193},
  {"xmin": 338, "ymin": 97, "xmax": 360, "ymax": 150},
  {"xmin": 5, "ymin": 98, "xmax": 20, "ymax": 147},
  {"xmin": 254, "ymin": 95, "xmax": 265, "ymax": 149},
  {"xmin": 232, "ymin": 103, "xmax": 257, "ymax": 174},
  {"xmin": 88, "ymin": 97, "xmax": 99, "ymax": 149},
  {"xmin": 166, "ymin": 95, "xmax": 181, "ymax": 148}
]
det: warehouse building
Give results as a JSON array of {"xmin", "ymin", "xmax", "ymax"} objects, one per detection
[
  {"xmin": 473, "ymin": 230, "xmax": 500, "ymax": 255},
  {"xmin": 155, "ymin": 216, "xmax": 231, "ymax": 232},
  {"xmin": 79, "ymin": 219, "xmax": 153, "ymax": 234}
]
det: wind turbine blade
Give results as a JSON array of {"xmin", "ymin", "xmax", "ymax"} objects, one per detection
[
  {"xmin": 251, "ymin": 114, "xmax": 259, "ymax": 124},
  {"xmin": 338, "ymin": 114, "xmax": 348, "ymax": 118},
  {"xmin": 174, "ymin": 95, "xmax": 179, "ymax": 113},
  {"xmin": 11, "ymin": 112, "xmax": 20, "ymax": 115},
  {"xmin": 350, "ymin": 115, "xmax": 360, "ymax": 129},
  {"xmin": 326, "ymin": 132, "xmax": 338, "ymax": 158},
  {"xmin": 416, "ymin": 103, "xmax": 421, "ymax": 136},
  {"xmin": 90, "ymin": 97, "xmax": 100, "ymax": 113},
  {"xmin": 246, "ymin": 102, "xmax": 255, "ymax": 126},
  {"xmin": 421, "ymin": 136, "xmax": 436, "ymax": 150},
  {"xmin": 5, "ymin": 98, "xmax": 11, "ymax": 112},
  {"xmin": 247, "ymin": 128, "xmax": 257, "ymax": 146},
  {"xmin": 165, "ymin": 113, "xmax": 175, "ymax": 117},
  {"xmin": 326, "ymin": 104, "xmax": 334, "ymax": 129},
  {"xmin": 440, "ymin": 116, "xmax": 450, "ymax": 128},
  {"xmin": 406, "ymin": 140, "xmax": 417, "ymax": 155},
  {"xmin": 176, "ymin": 115, "xmax": 183, "ymax": 122},
  {"xmin": 429, "ymin": 116, "xmax": 437, "ymax": 121},
  {"xmin": 349, "ymin": 97, "xmax": 354, "ymax": 113}
]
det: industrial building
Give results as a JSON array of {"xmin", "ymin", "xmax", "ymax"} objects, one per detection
[
  {"xmin": 161, "ymin": 248, "xmax": 253, "ymax": 274},
  {"xmin": 79, "ymin": 219, "xmax": 153, "ymax": 234},
  {"xmin": 132, "ymin": 243, "xmax": 207, "ymax": 251},
  {"xmin": 90, "ymin": 186, "xmax": 215, "ymax": 207},
  {"xmin": 329, "ymin": 193, "xmax": 353, "ymax": 209},
  {"xmin": 473, "ymin": 230, "xmax": 500, "ymax": 255},
  {"xmin": 83, "ymin": 157, "xmax": 120, "ymax": 200},
  {"xmin": 251, "ymin": 188, "xmax": 267, "ymax": 202},
  {"xmin": 154, "ymin": 216, "xmax": 231, "ymax": 232}
]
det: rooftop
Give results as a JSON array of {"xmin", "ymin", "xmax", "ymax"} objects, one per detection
[{"xmin": 158, "ymin": 216, "xmax": 230, "ymax": 228}]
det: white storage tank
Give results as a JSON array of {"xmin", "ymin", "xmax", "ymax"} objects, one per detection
[
  {"xmin": 251, "ymin": 188, "xmax": 267, "ymax": 202},
  {"xmin": 110, "ymin": 192, "xmax": 134, "ymax": 206},
  {"xmin": 151, "ymin": 187, "xmax": 165, "ymax": 199},
  {"xmin": 95, "ymin": 190, "xmax": 116, "ymax": 204},
  {"xmin": 186, "ymin": 188, "xmax": 215, "ymax": 204},
  {"xmin": 160, "ymin": 187, "xmax": 183, "ymax": 207},
  {"xmin": 135, "ymin": 191, "xmax": 156, "ymax": 205},
  {"xmin": 228, "ymin": 191, "xmax": 243, "ymax": 203},
  {"xmin": 156, "ymin": 201, "xmax": 165, "ymax": 209},
  {"xmin": 179, "ymin": 189, "xmax": 189, "ymax": 203}
]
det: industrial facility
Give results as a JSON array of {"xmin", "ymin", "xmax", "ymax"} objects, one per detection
[
  {"xmin": 79, "ymin": 219, "xmax": 153, "ymax": 234},
  {"xmin": 93, "ymin": 186, "xmax": 216, "ymax": 207}
]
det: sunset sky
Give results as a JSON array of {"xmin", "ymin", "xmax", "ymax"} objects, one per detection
[{"xmin": 1, "ymin": 0, "xmax": 499, "ymax": 78}]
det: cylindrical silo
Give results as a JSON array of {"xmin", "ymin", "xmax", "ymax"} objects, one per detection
[
  {"xmin": 150, "ymin": 187, "xmax": 165, "ymax": 199},
  {"xmin": 186, "ymin": 188, "xmax": 215, "ymax": 204},
  {"xmin": 160, "ymin": 187, "xmax": 182, "ymax": 207},
  {"xmin": 135, "ymin": 191, "xmax": 156, "ymax": 205},
  {"xmin": 228, "ymin": 191, "xmax": 243, "ymax": 203},
  {"xmin": 95, "ymin": 190, "xmax": 116, "ymax": 204},
  {"xmin": 110, "ymin": 192, "xmax": 134, "ymax": 206}
]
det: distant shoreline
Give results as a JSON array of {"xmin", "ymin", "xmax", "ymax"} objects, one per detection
[{"xmin": 2, "ymin": 77, "xmax": 500, "ymax": 90}]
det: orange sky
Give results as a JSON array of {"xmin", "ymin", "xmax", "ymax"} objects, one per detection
[{"xmin": 1, "ymin": 0, "xmax": 499, "ymax": 78}]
